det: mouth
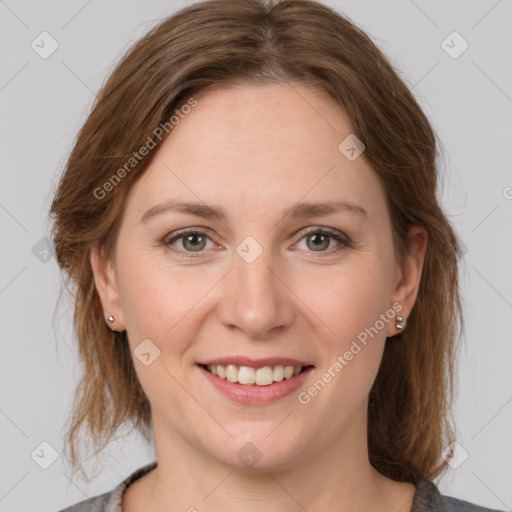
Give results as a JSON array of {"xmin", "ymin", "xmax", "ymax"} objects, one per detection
[
  {"xmin": 198, "ymin": 363, "xmax": 314, "ymax": 387},
  {"xmin": 196, "ymin": 361, "xmax": 315, "ymax": 405}
]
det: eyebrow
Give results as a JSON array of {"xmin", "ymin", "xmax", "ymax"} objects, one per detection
[{"xmin": 140, "ymin": 199, "xmax": 368, "ymax": 224}]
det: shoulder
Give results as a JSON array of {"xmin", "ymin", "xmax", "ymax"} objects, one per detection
[
  {"xmin": 57, "ymin": 491, "xmax": 111, "ymax": 512},
  {"xmin": 413, "ymin": 479, "xmax": 506, "ymax": 512},
  {"xmin": 57, "ymin": 461, "xmax": 158, "ymax": 512},
  {"xmin": 441, "ymin": 495, "xmax": 506, "ymax": 512}
]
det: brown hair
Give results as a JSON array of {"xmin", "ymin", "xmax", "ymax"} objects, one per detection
[{"xmin": 50, "ymin": 0, "xmax": 464, "ymax": 483}]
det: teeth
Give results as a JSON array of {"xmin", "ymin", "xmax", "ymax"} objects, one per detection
[
  {"xmin": 284, "ymin": 365, "xmax": 294, "ymax": 379},
  {"xmin": 225, "ymin": 364, "xmax": 238, "ymax": 383},
  {"xmin": 255, "ymin": 366, "xmax": 273, "ymax": 386},
  {"xmin": 239, "ymin": 366, "xmax": 255, "ymax": 385},
  {"xmin": 273, "ymin": 365, "xmax": 284, "ymax": 382},
  {"xmin": 205, "ymin": 364, "xmax": 305, "ymax": 386}
]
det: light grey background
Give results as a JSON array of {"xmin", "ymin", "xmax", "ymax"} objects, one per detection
[{"xmin": 1, "ymin": 0, "xmax": 511, "ymax": 511}]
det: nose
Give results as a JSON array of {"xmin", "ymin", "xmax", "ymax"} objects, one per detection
[{"xmin": 217, "ymin": 245, "xmax": 295, "ymax": 339}]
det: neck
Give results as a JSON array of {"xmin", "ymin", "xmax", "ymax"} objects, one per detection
[{"xmin": 127, "ymin": 411, "xmax": 415, "ymax": 512}]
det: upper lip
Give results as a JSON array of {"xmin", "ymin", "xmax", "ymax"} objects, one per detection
[{"xmin": 199, "ymin": 356, "xmax": 314, "ymax": 368}]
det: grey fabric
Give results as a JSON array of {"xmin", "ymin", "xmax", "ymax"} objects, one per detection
[
  {"xmin": 58, "ymin": 461, "xmax": 505, "ymax": 512},
  {"xmin": 58, "ymin": 462, "xmax": 158, "ymax": 512},
  {"xmin": 412, "ymin": 480, "xmax": 505, "ymax": 512}
]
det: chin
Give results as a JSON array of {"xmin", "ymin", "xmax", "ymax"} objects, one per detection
[{"xmin": 203, "ymin": 427, "xmax": 309, "ymax": 472}]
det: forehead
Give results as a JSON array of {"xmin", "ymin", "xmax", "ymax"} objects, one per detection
[
  {"xmin": 172, "ymin": 82, "xmax": 350, "ymax": 154},
  {"xmin": 129, "ymin": 83, "xmax": 386, "ymax": 220}
]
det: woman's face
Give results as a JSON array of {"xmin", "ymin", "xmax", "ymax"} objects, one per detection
[{"xmin": 92, "ymin": 82, "xmax": 426, "ymax": 470}]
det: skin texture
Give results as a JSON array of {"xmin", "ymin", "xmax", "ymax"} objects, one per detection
[{"xmin": 91, "ymin": 82, "xmax": 427, "ymax": 512}]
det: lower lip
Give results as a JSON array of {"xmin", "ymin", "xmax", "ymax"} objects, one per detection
[{"xmin": 198, "ymin": 364, "xmax": 314, "ymax": 405}]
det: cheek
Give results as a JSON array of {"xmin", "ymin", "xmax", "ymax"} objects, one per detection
[
  {"xmin": 115, "ymin": 255, "xmax": 203, "ymax": 405},
  {"xmin": 305, "ymin": 256, "xmax": 393, "ymax": 341},
  {"xmin": 116, "ymin": 249, "xmax": 219, "ymax": 365},
  {"xmin": 296, "ymin": 253, "xmax": 394, "ymax": 397}
]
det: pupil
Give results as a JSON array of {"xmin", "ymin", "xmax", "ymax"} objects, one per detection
[
  {"xmin": 309, "ymin": 233, "xmax": 328, "ymax": 251},
  {"xmin": 185, "ymin": 234, "xmax": 205, "ymax": 251}
]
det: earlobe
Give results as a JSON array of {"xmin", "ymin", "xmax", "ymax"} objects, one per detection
[
  {"xmin": 387, "ymin": 225, "xmax": 428, "ymax": 337},
  {"xmin": 89, "ymin": 246, "xmax": 125, "ymax": 332}
]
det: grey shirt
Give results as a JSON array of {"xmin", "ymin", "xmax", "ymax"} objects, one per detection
[{"xmin": 58, "ymin": 461, "xmax": 505, "ymax": 512}]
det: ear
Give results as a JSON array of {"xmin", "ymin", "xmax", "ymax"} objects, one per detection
[
  {"xmin": 90, "ymin": 245, "xmax": 126, "ymax": 332},
  {"xmin": 386, "ymin": 225, "xmax": 428, "ymax": 337}
]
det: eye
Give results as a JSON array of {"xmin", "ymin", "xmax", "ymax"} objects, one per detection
[
  {"xmin": 294, "ymin": 227, "xmax": 350, "ymax": 254},
  {"xmin": 162, "ymin": 226, "xmax": 350, "ymax": 258},
  {"xmin": 163, "ymin": 228, "xmax": 216, "ymax": 256}
]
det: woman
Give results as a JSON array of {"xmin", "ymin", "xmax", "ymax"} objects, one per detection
[{"xmin": 50, "ymin": 0, "xmax": 503, "ymax": 511}]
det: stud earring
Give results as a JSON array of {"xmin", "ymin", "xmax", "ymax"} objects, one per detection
[
  {"xmin": 395, "ymin": 316, "xmax": 407, "ymax": 331},
  {"xmin": 107, "ymin": 315, "xmax": 117, "ymax": 332}
]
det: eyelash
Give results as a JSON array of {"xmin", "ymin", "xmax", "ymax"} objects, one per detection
[{"xmin": 161, "ymin": 226, "xmax": 351, "ymax": 259}]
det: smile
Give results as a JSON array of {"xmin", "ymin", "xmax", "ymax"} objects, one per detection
[
  {"xmin": 201, "ymin": 363, "xmax": 312, "ymax": 386},
  {"xmin": 197, "ymin": 362, "xmax": 315, "ymax": 405}
]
